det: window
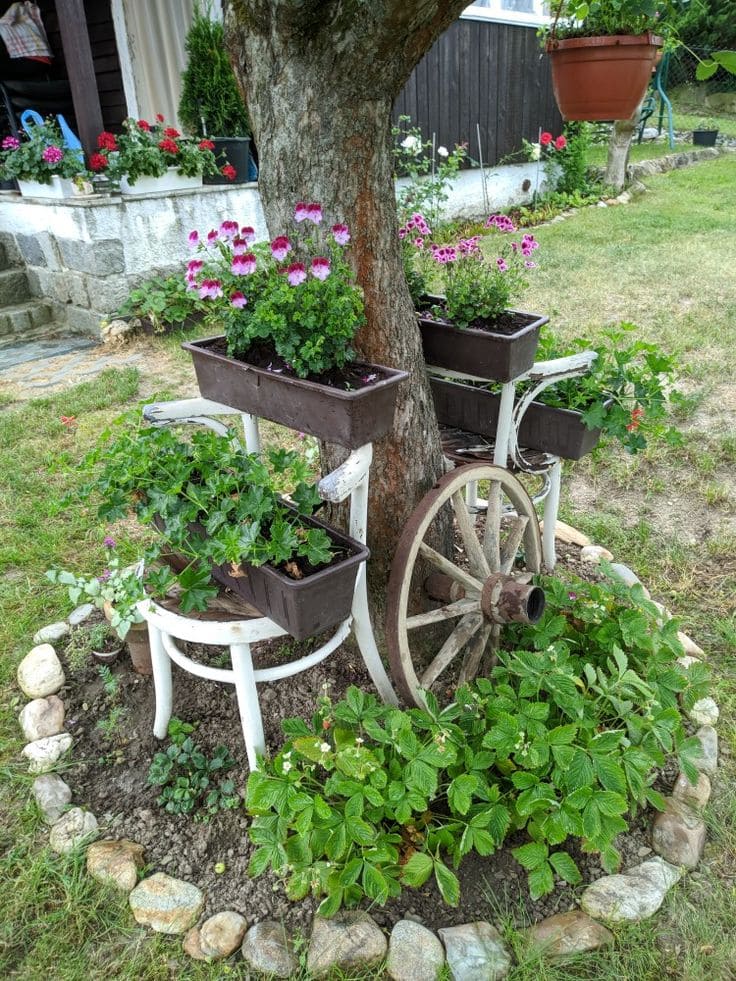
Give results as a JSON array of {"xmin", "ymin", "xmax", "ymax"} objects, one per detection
[{"xmin": 462, "ymin": 0, "xmax": 551, "ymax": 27}]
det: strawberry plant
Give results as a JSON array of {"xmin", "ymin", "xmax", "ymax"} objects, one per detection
[{"xmin": 245, "ymin": 568, "xmax": 707, "ymax": 913}]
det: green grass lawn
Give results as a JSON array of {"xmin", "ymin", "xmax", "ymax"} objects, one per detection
[{"xmin": 1, "ymin": 155, "xmax": 735, "ymax": 978}]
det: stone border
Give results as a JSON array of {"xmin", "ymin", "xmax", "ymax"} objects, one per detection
[{"xmin": 16, "ymin": 528, "xmax": 721, "ymax": 976}]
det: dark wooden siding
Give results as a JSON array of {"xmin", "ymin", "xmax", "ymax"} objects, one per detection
[{"xmin": 394, "ymin": 18, "xmax": 562, "ymax": 167}]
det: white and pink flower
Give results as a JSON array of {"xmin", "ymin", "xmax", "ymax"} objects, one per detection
[
  {"xmin": 199, "ymin": 278, "xmax": 223, "ymax": 299},
  {"xmin": 240, "ymin": 226, "xmax": 256, "ymax": 243},
  {"xmin": 310, "ymin": 257, "xmax": 331, "ymax": 280},
  {"xmin": 230, "ymin": 291, "xmax": 247, "ymax": 308},
  {"xmin": 305, "ymin": 202, "xmax": 323, "ymax": 224},
  {"xmin": 270, "ymin": 235, "xmax": 292, "ymax": 261},
  {"xmin": 294, "ymin": 201, "xmax": 309, "ymax": 223},
  {"xmin": 187, "ymin": 230, "xmax": 199, "ymax": 248},
  {"xmin": 231, "ymin": 253, "xmax": 257, "ymax": 275},
  {"xmin": 331, "ymin": 223, "xmax": 350, "ymax": 246},
  {"xmin": 286, "ymin": 262, "xmax": 307, "ymax": 286}
]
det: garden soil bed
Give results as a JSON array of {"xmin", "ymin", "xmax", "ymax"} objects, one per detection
[{"xmin": 59, "ymin": 543, "xmax": 671, "ymax": 935}]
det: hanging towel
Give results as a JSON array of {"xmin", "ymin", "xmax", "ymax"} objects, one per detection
[{"xmin": 0, "ymin": 2, "xmax": 53, "ymax": 62}]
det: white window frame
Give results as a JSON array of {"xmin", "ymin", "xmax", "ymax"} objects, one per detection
[{"xmin": 461, "ymin": 0, "xmax": 552, "ymax": 29}]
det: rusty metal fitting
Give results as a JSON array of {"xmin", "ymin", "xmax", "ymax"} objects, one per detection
[{"xmin": 480, "ymin": 573, "xmax": 545, "ymax": 625}]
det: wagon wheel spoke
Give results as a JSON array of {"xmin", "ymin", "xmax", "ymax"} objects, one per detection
[
  {"xmin": 483, "ymin": 479, "xmax": 501, "ymax": 572},
  {"xmin": 458, "ymin": 623, "xmax": 492, "ymax": 685},
  {"xmin": 406, "ymin": 597, "xmax": 480, "ymax": 630},
  {"xmin": 481, "ymin": 623, "xmax": 502, "ymax": 677},
  {"xmin": 420, "ymin": 612, "xmax": 484, "ymax": 690},
  {"xmin": 418, "ymin": 541, "xmax": 483, "ymax": 595},
  {"xmin": 451, "ymin": 490, "xmax": 490, "ymax": 579},
  {"xmin": 500, "ymin": 515, "xmax": 529, "ymax": 574}
]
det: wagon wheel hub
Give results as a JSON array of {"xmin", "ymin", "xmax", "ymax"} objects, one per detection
[{"xmin": 479, "ymin": 572, "xmax": 545, "ymax": 625}]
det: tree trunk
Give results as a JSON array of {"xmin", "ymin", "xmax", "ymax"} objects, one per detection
[
  {"xmin": 604, "ymin": 104, "xmax": 643, "ymax": 192},
  {"xmin": 224, "ymin": 0, "xmax": 468, "ymax": 600}
]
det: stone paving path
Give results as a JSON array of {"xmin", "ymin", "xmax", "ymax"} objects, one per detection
[{"xmin": 0, "ymin": 341, "xmax": 147, "ymax": 401}]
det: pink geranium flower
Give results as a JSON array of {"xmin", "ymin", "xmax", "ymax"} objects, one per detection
[
  {"xmin": 199, "ymin": 279, "xmax": 223, "ymax": 299},
  {"xmin": 187, "ymin": 259, "xmax": 204, "ymax": 274},
  {"xmin": 207, "ymin": 229, "xmax": 219, "ymax": 245},
  {"xmin": 230, "ymin": 291, "xmax": 248, "ymax": 308},
  {"xmin": 188, "ymin": 230, "xmax": 199, "ymax": 248},
  {"xmin": 310, "ymin": 257, "xmax": 331, "ymax": 280},
  {"xmin": 306, "ymin": 202, "xmax": 323, "ymax": 224},
  {"xmin": 331, "ymin": 223, "xmax": 350, "ymax": 245},
  {"xmin": 554, "ymin": 134, "xmax": 567, "ymax": 150},
  {"xmin": 294, "ymin": 202, "xmax": 309, "ymax": 222},
  {"xmin": 540, "ymin": 132, "xmax": 553, "ymax": 146},
  {"xmin": 286, "ymin": 262, "xmax": 307, "ymax": 286},
  {"xmin": 220, "ymin": 219, "xmax": 239, "ymax": 240},
  {"xmin": 232, "ymin": 253, "xmax": 257, "ymax": 275},
  {"xmin": 2, "ymin": 135, "xmax": 20, "ymax": 150},
  {"xmin": 240, "ymin": 226, "xmax": 256, "ymax": 243},
  {"xmin": 270, "ymin": 236, "xmax": 292, "ymax": 261},
  {"xmin": 42, "ymin": 145, "xmax": 63, "ymax": 164}
]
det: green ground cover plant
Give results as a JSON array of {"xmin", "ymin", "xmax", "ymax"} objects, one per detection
[{"xmin": 246, "ymin": 570, "xmax": 706, "ymax": 914}]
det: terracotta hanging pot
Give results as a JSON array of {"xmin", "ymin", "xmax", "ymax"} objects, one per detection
[{"xmin": 546, "ymin": 32, "xmax": 662, "ymax": 121}]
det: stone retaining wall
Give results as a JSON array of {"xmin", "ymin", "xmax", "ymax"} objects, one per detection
[{"xmin": 0, "ymin": 183, "xmax": 267, "ymax": 335}]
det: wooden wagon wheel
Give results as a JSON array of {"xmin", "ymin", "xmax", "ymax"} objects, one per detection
[{"xmin": 386, "ymin": 464, "xmax": 545, "ymax": 708}]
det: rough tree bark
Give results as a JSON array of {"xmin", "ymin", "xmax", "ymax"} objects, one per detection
[
  {"xmin": 224, "ymin": 0, "xmax": 469, "ymax": 600},
  {"xmin": 604, "ymin": 100, "xmax": 644, "ymax": 192}
]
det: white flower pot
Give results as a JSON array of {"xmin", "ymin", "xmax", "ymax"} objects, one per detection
[
  {"xmin": 119, "ymin": 167, "xmax": 202, "ymax": 196},
  {"xmin": 17, "ymin": 176, "xmax": 91, "ymax": 199}
]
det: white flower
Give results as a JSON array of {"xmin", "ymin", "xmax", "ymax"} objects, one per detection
[
  {"xmin": 282, "ymin": 760, "xmax": 292, "ymax": 772},
  {"xmin": 401, "ymin": 134, "xmax": 422, "ymax": 154},
  {"xmin": 437, "ymin": 145, "xmax": 449, "ymax": 158},
  {"xmin": 529, "ymin": 142, "xmax": 541, "ymax": 161},
  {"xmin": 319, "ymin": 742, "xmax": 331, "ymax": 754}
]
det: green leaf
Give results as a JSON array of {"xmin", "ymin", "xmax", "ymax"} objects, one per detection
[
  {"xmin": 595, "ymin": 791, "xmax": 628, "ymax": 818},
  {"xmin": 434, "ymin": 860, "xmax": 460, "ymax": 907},
  {"xmin": 317, "ymin": 889, "xmax": 343, "ymax": 918},
  {"xmin": 400, "ymin": 851, "xmax": 433, "ymax": 888},
  {"xmin": 448, "ymin": 774, "xmax": 478, "ymax": 816},
  {"xmin": 549, "ymin": 851, "xmax": 581, "ymax": 885},
  {"xmin": 696, "ymin": 60, "xmax": 720, "ymax": 81},
  {"xmin": 472, "ymin": 828, "xmax": 496, "ymax": 856},
  {"xmin": 247, "ymin": 845, "xmax": 274, "ymax": 877},
  {"xmin": 362, "ymin": 863, "xmax": 390, "ymax": 902},
  {"xmin": 594, "ymin": 756, "xmax": 627, "ymax": 795},
  {"xmin": 644, "ymin": 787, "xmax": 667, "ymax": 811},
  {"xmin": 568, "ymin": 750, "xmax": 595, "ymax": 788},
  {"xmin": 528, "ymin": 861, "xmax": 555, "ymax": 900},
  {"xmin": 512, "ymin": 841, "xmax": 548, "ymax": 871}
]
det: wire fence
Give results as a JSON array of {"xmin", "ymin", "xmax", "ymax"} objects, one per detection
[{"xmin": 666, "ymin": 45, "xmax": 736, "ymax": 118}]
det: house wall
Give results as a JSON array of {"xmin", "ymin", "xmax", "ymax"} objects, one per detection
[{"xmin": 394, "ymin": 17, "xmax": 562, "ymax": 166}]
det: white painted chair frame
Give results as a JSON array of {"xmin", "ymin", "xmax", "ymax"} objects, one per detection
[
  {"xmin": 136, "ymin": 397, "xmax": 398, "ymax": 771},
  {"xmin": 427, "ymin": 350, "xmax": 597, "ymax": 570}
]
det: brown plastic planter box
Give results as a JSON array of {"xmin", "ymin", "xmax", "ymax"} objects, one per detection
[
  {"xmin": 417, "ymin": 297, "xmax": 546, "ymax": 382},
  {"xmin": 184, "ymin": 336, "xmax": 409, "ymax": 449},
  {"xmin": 208, "ymin": 512, "xmax": 368, "ymax": 639},
  {"xmin": 430, "ymin": 377, "xmax": 603, "ymax": 461}
]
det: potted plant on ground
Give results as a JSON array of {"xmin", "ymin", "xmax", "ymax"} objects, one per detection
[
  {"xmin": 400, "ymin": 212, "xmax": 547, "ymax": 382},
  {"xmin": 46, "ymin": 537, "xmax": 152, "ymax": 673},
  {"xmin": 56, "ymin": 422, "xmax": 369, "ymax": 639},
  {"xmin": 692, "ymin": 116, "xmax": 719, "ymax": 147},
  {"xmin": 182, "ymin": 203, "xmax": 409, "ymax": 448},
  {"xmin": 90, "ymin": 116, "xmax": 219, "ymax": 194},
  {"xmin": 430, "ymin": 322, "xmax": 681, "ymax": 458},
  {"xmin": 542, "ymin": 1, "xmax": 672, "ymax": 121},
  {"xmin": 0, "ymin": 120, "xmax": 92, "ymax": 198},
  {"xmin": 178, "ymin": 1, "xmax": 256, "ymax": 185}
]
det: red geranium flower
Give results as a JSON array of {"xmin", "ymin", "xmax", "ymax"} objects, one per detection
[
  {"xmin": 540, "ymin": 131, "xmax": 553, "ymax": 146},
  {"xmin": 156, "ymin": 113, "xmax": 165, "ymax": 122},
  {"xmin": 164, "ymin": 127, "xmax": 180, "ymax": 138},
  {"xmin": 221, "ymin": 163, "xmax": 237, "ymax": 181},
  {"xmin": 137, "ymin": 119, "xmax": 151, "ymax": 131},
  {"xmin": 158, "ymin": 138, "xmax": 179, "ymax": 154},
  {"xmin": 554, "ymin": 134, "xmax": 567, "ymax": 150},
  {"xmin": 89, "ymin": 152, "xmax": 109, "ymax": 171},
  {"xmin": 198, "ymin": 139, "xmax": 215, "ymax": 151},
  {"xmin": 97, "ymin": 131, "xmax": 118, "ymax": 151}
]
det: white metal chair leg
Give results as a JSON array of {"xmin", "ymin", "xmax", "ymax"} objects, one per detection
[
  {"xmin": 230, "ymin": 643, "xmax": 266, "ymax": 771},
  {"xmin": 351, "ymin": 571, "xmax": 399, "ymax": 706},
  {"xmin": 149, "ymin": 623, "xmax": 173, "ymax": 740},
  {"xmin": 542, "ymin": 460, "xmax": 561, "ymax": 570}
]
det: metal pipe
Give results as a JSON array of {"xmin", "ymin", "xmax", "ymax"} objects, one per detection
[{"xmin": 480, "ymin": 573, "xmax": 545, "ymax": 625}]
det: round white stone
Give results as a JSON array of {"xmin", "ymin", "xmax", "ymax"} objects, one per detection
[
  {"xmin": 17, "ymin": 644, "xmax": 65, "ymax": 699},
  {"xmin": 22, "ymin": 732, "xmax": 72, "ymax": 773},
  {"xmin": 33, "ymin": 622, "xmax": 70, "ymax": 645},
  {"xmin": 49, "ymin": 807, "xmax": 98, "ymax": 854}
]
